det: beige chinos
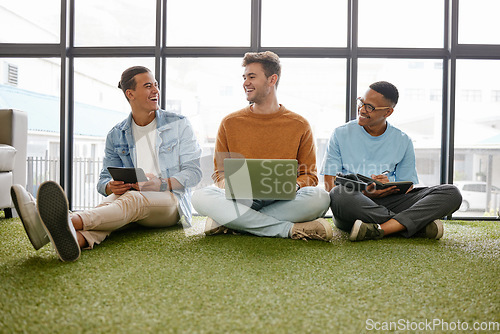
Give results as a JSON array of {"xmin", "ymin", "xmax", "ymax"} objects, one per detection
[{"xmin": 74, "ymin": 190, "xmax": 179, "ymax": 249}]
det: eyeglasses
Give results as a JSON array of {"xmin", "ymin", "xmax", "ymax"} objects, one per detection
[{"xmin": 356, "ymin": 97, "xmax": 391, "ymax": 113}]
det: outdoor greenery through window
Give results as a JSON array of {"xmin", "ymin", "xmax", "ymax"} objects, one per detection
[{"xmin": 0, "ymin": 0, "xmax": 499, "ymax": 219}]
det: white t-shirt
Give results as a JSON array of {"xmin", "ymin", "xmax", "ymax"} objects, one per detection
[{"xmin": 132, "ymin": 118, "xmax": 161, "ymax": 177}]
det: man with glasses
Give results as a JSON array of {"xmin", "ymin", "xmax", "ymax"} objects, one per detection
[{"xmin": 321, "ymin": 81, "xmax": 462, "ymax": 241}]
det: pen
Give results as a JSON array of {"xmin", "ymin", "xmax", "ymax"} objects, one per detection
[{"xmin": 381, "ymin": 170, "xmax": 391, "ymax": 175}]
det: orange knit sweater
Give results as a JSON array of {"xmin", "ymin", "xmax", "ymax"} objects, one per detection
[{"xmin": 212, "ymin": 105, "xmax": 318, "ymax": 188}]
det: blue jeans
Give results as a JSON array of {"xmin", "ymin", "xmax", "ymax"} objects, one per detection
[{"xmin": 192, "ymin": 186, "xmax": 330, "ymax": 238}]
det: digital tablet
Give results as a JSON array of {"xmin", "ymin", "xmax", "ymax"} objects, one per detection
[
  {"xmin": 107, "ymin": 167, "xmax": 148, "ymax": 183},
  {"xmin": 356, "ymin": 174, "xmax": 413, "ymax": 194},
  {"xmin": 334, "ymin": 175, "xmax": 368, "ymax": 191}
]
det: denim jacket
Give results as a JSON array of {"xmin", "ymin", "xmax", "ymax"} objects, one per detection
[{"xmin": 97, "ymin": 109, "xmax": 202, "ymax": 225}]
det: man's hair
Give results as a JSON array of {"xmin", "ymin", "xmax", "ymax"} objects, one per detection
[
  {"xmin": 369, "ymin": 81, "xmax": 399, "ymax": 107},
  {"xmin": 242, "ymin": 51, "xmax": 281, "ymax": 87},
  {"xmin": 118, "ymin": 66, "xmax": 151, "ymax": 101}
]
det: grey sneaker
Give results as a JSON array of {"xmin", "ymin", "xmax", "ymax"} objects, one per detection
[
  {"xmin": 37, "ymin": 181, "xmax": 80, "ymax": 262},
  {"xmin": 415, "ymin": 220, "xmax": 444, "ymax": 239},
  {"xmin": 10, "ymin": 185, "xmax": 50, "ymax": 250},
  {"xmin": 204, "ymin": 218, "xmax": 239, "ymax": 236},
  {"xmin": 349, "ymin": 220, "xmax": 384, "ymax": 241},
  {"xmin": 290, "ymin": 218, "xmax": 333, "ymax": 242}
]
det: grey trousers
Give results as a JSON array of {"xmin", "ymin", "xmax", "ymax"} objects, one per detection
[{"xmin": 329, "ymin": 184, "xmax": 462, "ymax": 237}]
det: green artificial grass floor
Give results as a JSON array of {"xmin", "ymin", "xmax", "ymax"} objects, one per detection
[{"xmin": 0, "ymin": 216, "xmax": 499, "ymax": 333}]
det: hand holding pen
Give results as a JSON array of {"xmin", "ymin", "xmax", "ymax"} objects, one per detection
[
  {"xmin": 364, "ymin": 170, "xmax": 397, "ymax": 198},
  {"xmin": 371, "ymin": 170, "xmax": 391, "ymax": 183}
]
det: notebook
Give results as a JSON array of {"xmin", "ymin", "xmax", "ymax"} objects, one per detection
[
  {"xmin": 335, "ymin": 173, "xmax": 413, "ymax": 194},
  {"xmin": 224, "ymin": 159, "xmax": 298, "ymax": 200},
  {"xmin": 355, "ymin": 174, "xmax": 413, "ymax": 193}
]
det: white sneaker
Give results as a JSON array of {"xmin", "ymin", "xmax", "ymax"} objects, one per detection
[
  {"xmin": 37, "ymin": 181, "xmax": 80, "ymax": 262},
  {"xmin": 10, "ymin": 185, "xmax": 50, "ymax": 250},
  {"xmin": 290, "ymin": 218, "xmax": 333, "ymax": 242},
  {"xmin": 415, "ymin": 220, "xmax": 444, "ymax": 240}
]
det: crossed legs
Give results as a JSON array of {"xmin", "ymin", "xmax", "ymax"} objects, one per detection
[{"xmin": 330, "ymin": 184, "xmax": 462, "ymax": 238}]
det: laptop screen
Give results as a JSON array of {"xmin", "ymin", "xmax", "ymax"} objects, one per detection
[{"xmin": 224, "ymin": 158, "xmax": 298, "ymax": 200}]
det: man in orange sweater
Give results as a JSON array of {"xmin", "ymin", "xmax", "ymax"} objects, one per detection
[{"xmin": 192, "ymin": 51, "xmax": 332, "ymax": 241}]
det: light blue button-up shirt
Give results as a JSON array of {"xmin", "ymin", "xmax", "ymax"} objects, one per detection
[
  {"xmin": 320, "ymin": 120, "xmax": 418, "ymax": 184},
  {"xmin": 97, "ymin": 109, "xmax": 202, "ymax": 225}
]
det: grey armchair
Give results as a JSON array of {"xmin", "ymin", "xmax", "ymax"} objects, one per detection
[{"xmin": 0, "ymin": 109, "xmax": 27, "ymax": 218}]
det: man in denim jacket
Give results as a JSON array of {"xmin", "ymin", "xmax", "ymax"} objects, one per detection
[{"xmin": 11, "ymin": 66, "xmax": 202, "ymax": 261}]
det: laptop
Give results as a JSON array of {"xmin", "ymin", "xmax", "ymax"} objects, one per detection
[{"xmin": 224, "ymin": 158, "xmax": 298, "ymax": 200}]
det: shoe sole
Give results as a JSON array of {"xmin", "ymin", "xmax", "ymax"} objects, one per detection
[
  {"xmin": 11, "ymin": 185, "xmax": 47, "ymax": 250},
  {"xmin": 349, "ymin": 220, "xmax": 363, "ymax": 241},
  {"xmin": 37, "ymin": 181, "xmax": 80, "ymax": 262}
]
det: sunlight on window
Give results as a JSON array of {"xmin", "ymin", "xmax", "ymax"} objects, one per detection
[
  {"xmin": 261, "ymin": 0, "xmax": 347, "ymax": 47},
  {"xmin": 0, "ymin": 0, "xmax": 60, "ymax": 43},
  {"xmin": 74, "ymin": 0, "xmax": 156, "ymax": 46},
  {"xmin": 167, "ymin": 0, "xmax": 251, "ymax": 46},
  {"xmin": 358, "ymin": 0, "xmax": 443, "ymax": 48},
  {"xmin": 459, "ymin": 0, "xmax": 500, "ymax": 44}
]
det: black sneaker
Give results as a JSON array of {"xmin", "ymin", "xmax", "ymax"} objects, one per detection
[
  {"xmin": 349, "ymin": 219, "xmax": 384, "ymax": 241},
  {"xmin": 37, "ymin": 181, "xmax": 80, "ymax": 262},
  {"xmin": 415, "ymin": 220, "xmax": 444, "ymax": 240}
]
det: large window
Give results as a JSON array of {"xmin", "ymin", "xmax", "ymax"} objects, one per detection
[
  {"xmin": 454, "ymin": 60, "xmax": 500, "ymax": 216},
  {"xmin": 0, "ymin": 57, "xmax": 61, "ymax": 200},
  {"xmin": 1, "ymin": 0, "xmax": 499, "ymax": 220}
]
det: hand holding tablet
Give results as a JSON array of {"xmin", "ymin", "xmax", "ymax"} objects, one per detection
[{"xmin": 107, "ymin": 167, "xmax": 149, "ymax": 184}]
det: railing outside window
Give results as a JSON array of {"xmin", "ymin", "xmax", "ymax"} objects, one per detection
[{"xmin": 27, "ymin": 156, "xmax": 104, "ymax": 210}]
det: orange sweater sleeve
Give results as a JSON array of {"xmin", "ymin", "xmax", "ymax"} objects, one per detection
[
  {"xmin": 296, "ymin": 120, "xmax": 318, "ymax": 188},
  {"xmin": 211, "ymin": 121, "xmax": 229, "ymax": 186}
]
